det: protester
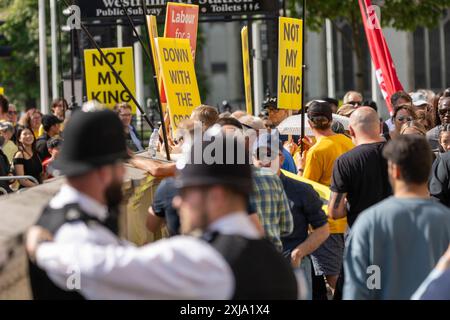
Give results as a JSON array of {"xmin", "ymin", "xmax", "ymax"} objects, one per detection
[
  {"xmin": 42, "ymin": 137, "xmax": 63, "ymax": 180},
  {"xmin": 323, "ymin": 98, "xmax": 339, "ymax": 114},
  {"xmin": 336, "ymin": 104, "xmax": 357, "ymax": 118},
  {"xmin": 329, "ymin": 107, "xmax": 392, "ymax": 228},
  {"xmin": 7, "ymin": 104, "xmax": 18, "ymax": 125},
  {"xmin": 190, "ymin": 104, "xmax": 219, "ymax": 129},
  {"xmin": 427, "ymin": 97, "xmax": 450, "ymax": 150},
  {"xmin": 344, "ymin": 135, "xmax": 450, "ymax": 299},
  {"xmin": 26, "ymin": 110, "xmax": 43, "ymax": 138},
  {"xmin": 147, "ymin": 120, "xmax": 264, "ymax": 237},
  {"xmin": 35, "ymin": 115, "xmax": 62, "ymax": 161},
  {"xmin": 116, "ymin": 103, "xmax": 143, "ymax": 152},
  {"xmin": 412, "ymin": 245, "xmax": 450, "ymax": 300},
  {"xmin": 386, "ymin": 91, "xmax": 413, "ymax": 131},
  {"xmin": 253, "ymin": 132, "xmax": 329, "ymax": 299},
  {"xmin": 13, "ymin": 127, "xmax": 42, "ymax": 189},
  {"xmin": 298, "ymin": 100, "xmax": 353, "ymax": 295},
  {"xmin": 400, "ymin": 120, "xmax": 427, "ymax": 136},
  {"xmin": 437, "ymin": 124, "xmax": 450, "ymax": 153},
  {"xmin": 26, "ymin": 118, "xmax": 303, "ymax": 299},
  {"xmin": 0, "ymin": 136, "xmax": 12, "ymax": 194},
  {"xmin": 230, "ymin": 110, "xmax": 247, "ymax": 119},
  {"xmin": 0, "ymin": 94, "xmax": 9, "ymax": 122},
  {"xmin": 262, "ymin": 96, "xmax": 289, "ymax": 127},
  {"xmin": 342, "ymin": 91, "xmax": 363, "ymax": 107},
  {"xmin": 328, "ymin": 107, "xmax": 392, "ymax": 299},
  {"xmin": 383, "ymin": 104, "xmax": 417, "ymax": 141},
  {"xmin": 37, "ymin": 99, "xmax": 69, "ymax": 137},
  {"xmin": 0, "ymin": 122, "xmax": 18, "ymax": 163},
  {"xmin": 429, "ymin": 126, "xmax": 450, "ymax": 206}
]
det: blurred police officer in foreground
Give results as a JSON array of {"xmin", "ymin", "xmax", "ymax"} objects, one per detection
[
  {"xmin": 26, "ymin": 125, "xmax": 303, "ymax": 299},
  {"xmin": 26, "ymin": 109, "xmax": 130, "ymax": 299}
]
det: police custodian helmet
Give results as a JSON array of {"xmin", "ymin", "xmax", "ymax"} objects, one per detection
[
  {"xmin": 52, "ymin": 109, "xmax": 130, "ymax": 177},
  {"xmin": 176, "ymin": 132, "xmax": 253, "ymax": 196}
]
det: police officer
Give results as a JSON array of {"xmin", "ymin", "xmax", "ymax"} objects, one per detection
[
  {"xmin": 27, "ymin": 109, "xmax": 130, "ymax": 299},
  {"xmin": 27, "ymin": 131, "xmax": 302, "ymax": 299}
]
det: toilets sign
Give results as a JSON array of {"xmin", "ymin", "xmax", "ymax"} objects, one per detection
[{"xmin": 79, "ymin": 1, "xmax": 279, "ymax": 20}]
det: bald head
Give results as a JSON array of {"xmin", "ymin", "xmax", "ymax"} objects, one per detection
[{"xmin": 349, "ymin": 107, "xmax": 381, "ymax": 138}]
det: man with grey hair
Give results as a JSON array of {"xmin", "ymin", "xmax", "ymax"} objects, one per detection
[{"xmin": 328, "ymin": 107, "xmax": 392, "ymax": 299}]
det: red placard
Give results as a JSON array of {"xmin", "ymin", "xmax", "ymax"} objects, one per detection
[{"xmin": 160, "ymin": 3, "xmax": 199, "ymax": 103}]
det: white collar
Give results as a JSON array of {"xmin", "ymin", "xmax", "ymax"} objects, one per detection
[
  {"xmin": 207, "ymin": 212, "xmax": 260, "ymax": 239},
  {"xmin": 49, "ymin": 184, "xmax": 109, "ymax": 222}
]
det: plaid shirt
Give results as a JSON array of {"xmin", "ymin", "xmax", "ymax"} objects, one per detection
[{"xmin": 250, "ymin": 167, "xmax": 293, "ymax": 251}]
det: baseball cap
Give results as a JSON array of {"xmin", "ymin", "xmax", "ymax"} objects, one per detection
[
  {"xmin": 307, "ymin": 100, "xmax": 333, "ymax": 121},
  {"xmin": 411, "ymin": 92, "xmax": 429, "ymax": 107}
]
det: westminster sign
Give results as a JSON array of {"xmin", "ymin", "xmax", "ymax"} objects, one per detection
[{"xmin": 78, "ymin": 0, "xmax": 280, "ymax": 20}]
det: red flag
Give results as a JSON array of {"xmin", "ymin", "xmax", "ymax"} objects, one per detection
[{"xmin": 358, "ymin": 0, "xmax": 403, "ymax": 113}]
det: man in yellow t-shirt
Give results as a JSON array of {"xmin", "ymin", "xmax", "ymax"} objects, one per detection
[{"xmin": 298, "ymin": 100, "xmax": 354, "ymax": 296}]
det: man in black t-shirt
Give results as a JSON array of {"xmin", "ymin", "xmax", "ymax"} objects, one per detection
[
  {"xmin": 329, "ymin": 107, "xmax": 392, "ymax": 227},
  {"xmin": 328, "ymin": 107, "xmax": 392, "ymax": 300}
]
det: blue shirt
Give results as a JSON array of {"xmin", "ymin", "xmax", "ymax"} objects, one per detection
[
  {"xmin": 344, "ymin": 196, "xmax": 450, "ymax": 300},
  {"xmin": 281, "ymin": 148, "xmax": 297, "ymax": 174},
  {"xmin": 279, "ymin": 172, "xmax": 328, "ymax": 256}
]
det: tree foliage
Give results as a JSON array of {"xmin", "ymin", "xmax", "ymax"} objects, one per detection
[
  {"xmin": 286, "ymin": 0, "xmax": 450, "ymax": 92},
  {"xmin": 288, "ymin": 0, "xmax": 450, "ymax": 32},
  {"xmin": 0, "ymin": 0, "xmax": 40, "ymax": 107}
]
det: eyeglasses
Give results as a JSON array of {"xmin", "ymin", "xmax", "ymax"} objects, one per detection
[
  {"xmin": 8, "ymin": 111, "xmax": 17, "ymax": 115},
  {"xmin": 396, "ymin": 116, "xmax": 413, "ymax": 122},
  {"xmin": 348, "ymin": 101, "xmax": 362, "ymax": 107}
]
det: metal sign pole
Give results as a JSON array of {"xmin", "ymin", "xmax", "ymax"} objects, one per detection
[
  {"xmin": 119, "ymin": 0, "xmax": 171, "ymax": 161},
  {"xmin": 60, "ymin": 0, "xmax": 155, "ymax": 130},
  {"xmin": 300, "ymin": 0, "xmax": 306, "ymax": 155}
]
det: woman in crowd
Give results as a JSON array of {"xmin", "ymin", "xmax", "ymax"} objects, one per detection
[
  {"xmin": 19, "ymin": 109, "xmax": 43, "ymax": 139},
  {"xmin": 400, "ymin": 121, "xmax": 427, "ymax": 136},
  {"xmin": 384, "ymin": 104, "xmax": 417, "ymax": 141},
  {"xmin": 13, "ymin": 127, "xmax": 43, "ymax": 189}
]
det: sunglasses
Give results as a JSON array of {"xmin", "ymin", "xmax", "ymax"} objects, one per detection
[
  {"xmin": 348, "ymin": 101, "xmax": 362, "ymax": 107},
  {"xmin": 396, "ymin": 116, "xmax": 413, "ymax": 122},
  {"xmin": 439, "ymin": 109, "xmax": 450, "ymax": 116},
  {"xmin": 8, "ymin": 111, "xmax": 17, "ymax": 115}
]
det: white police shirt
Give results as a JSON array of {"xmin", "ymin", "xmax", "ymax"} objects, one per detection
[{"xmin": 36, "ymin": 184, "xmax": 306, "ymax": 299}]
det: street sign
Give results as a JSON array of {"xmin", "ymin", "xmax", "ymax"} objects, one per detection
[
  {"xmin": 155, "ymin": 37, "xmax": 201, "ymax": 132},
  {"xmin": 84, "ymin": 47, "xmax": 137, "ymax": 113},
  {"xmin": 78, "ymin": 0, "xmax": 279, "ymax": 21},
  {"xmin": 277, "ymin": 17, "xmax": 303, "ymax": 111}
]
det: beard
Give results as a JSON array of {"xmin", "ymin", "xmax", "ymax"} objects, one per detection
[{"xmin": 105, "ymin": 179, "xmax": 123, "ymax": 210}]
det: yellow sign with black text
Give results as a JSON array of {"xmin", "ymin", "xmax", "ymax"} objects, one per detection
[
  {"xmin": 84, "ymin": 47, "xmax": 136, "ymax": 114},
  {"xmin": 155, "ymin": 37, "xmax": 201, "ymax": 132},
  {"xmin": 241, "ymin": 26, "xmax": 253, "ymax": 115},
  {"xmin": 278, "ymin": 17, "xmax": 303, "ymax": 111}
]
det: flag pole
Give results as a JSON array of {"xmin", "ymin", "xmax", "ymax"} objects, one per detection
[{"xmin": 60, "ymin": 0, "xmax": 155, "ymax": 131}]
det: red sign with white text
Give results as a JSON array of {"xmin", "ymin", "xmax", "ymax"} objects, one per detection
[{"xmin": 160, "ymin": 3, "xmax": 199, "ymax": 103}]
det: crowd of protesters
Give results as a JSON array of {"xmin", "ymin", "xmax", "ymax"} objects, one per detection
[{"xmin": 4, "ymin": 86, "xmax": 450, "ymax": 299}]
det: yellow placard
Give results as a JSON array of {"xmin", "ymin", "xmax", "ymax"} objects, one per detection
[
  {"xmin": 241, "ymin": 26, "xmax": 253, "ymax": 116},
  {"xmin": 84, "ymin": 47, "xmax": 137, "ymax": 114},
  {"xmin": 0, "ymin": 87, "xmax": 4, "ymax": 95},
  {"xmin": 155, "ymin": 38, "xmax": 201, "ymax": 132},
  {"xmin": 278, "ymin": 17, "xmax": 303, "ymax": 111},
  {"xmin": 281, "ymin": 169, "xmax": 348, "ymax": 233},
  {"xmin": 147, "ymin": 15, "xmax": 161, "ymax": 81}
]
